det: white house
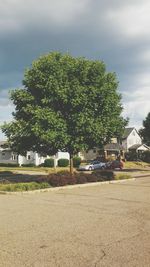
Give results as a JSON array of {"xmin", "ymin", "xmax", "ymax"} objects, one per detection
[
  {"xmin": 128, "ymin": 144, "xmax": 150, "ymax": 153},
  {"xmin": 121, "ymin": 127, "xmax": 142, "ymax": 151},
  {"xmin": 0, "ymin": 127, "xmax": 149, "ymax": 165},
  {"xmin": 79, "ymin": 127, "xmax": 148, "ymax": 161},
  {"xmin": 0, "ymin": 141, "xmax": 69, "ymax": 166}
]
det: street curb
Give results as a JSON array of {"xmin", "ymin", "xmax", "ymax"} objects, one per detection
[{"xmin": 0, "ymin": 178, "xmax": 136, "ymax": 195}]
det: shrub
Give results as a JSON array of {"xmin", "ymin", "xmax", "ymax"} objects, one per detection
[
  {"xmin": 76, "ymin": 174, "xmax": 88, "ymax": 184},
  {"xmin": 47, "ymin": 171, "xmax": 76, "ymax": 187},
  {"xmin": 93, "ymin": 170, "xmax": 115, "ymax": 181},
  {"xmin": 0, "ymin": 163, "xmax": 19, "ymax": 167},
  {"xmin": 66, "ymin": 175, "xmax": 77, "ymax": 185},
  {"xmin": 43, "ymin": 158, "xmax": 54, "ymax": 167},
  {"xmin": 49, "ymin": 175, "xmax": 67, "ymax": 187},
  {"xmin": 142, "ymin": 150, "xmax": 150, "ymax": 163},
  {"xmin": 86, "ymin": 175, "xmax": 98, "ymax": 183},
  {"xmin": 57, "ymin": 158, "xmax": 69, "ymax": 167},
  {"xmin": 21, "ymin": 163, "xmax": 35, "ymax": 167},
  {"xmin": 73, "ymin": 157, "xmax": 81, "ymax": 167},
  {"xmin": 56, "ymin": 170, "xmax": 71, "ymax": 176},
  {"xmin": 125, "ymin": 151, "xmax": 138, "ymax": 161}
]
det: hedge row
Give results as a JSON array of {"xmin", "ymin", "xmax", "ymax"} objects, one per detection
[
  {"xmin": 0, "ymin": 156, "xmax": 82, "ymax": 168},
  {"xmin": 42, "ymin": 157, "xmax": 81, "ymax": 167},
  {"xmin": 21, "ymin": 163, "xmax": 35, "ymax": 167},
  {"xmin": 0, "ymin": 171, "xmax": 131, "ymax": 191},
  {"xmin": 125, "ymin": 150, "xmax": 150, "ymax": 163},
  {"xmin": 0, "ymin": 163, "xmax": 19, "ymax": 167},
  {"xmin": 37, "ymin": 170, "xmax": 115, "ymax": 187}
]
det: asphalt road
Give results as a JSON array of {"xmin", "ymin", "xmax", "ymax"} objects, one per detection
[{"xmin": 0, "ymin": 177, "xmax": 150, "ymax": 267}]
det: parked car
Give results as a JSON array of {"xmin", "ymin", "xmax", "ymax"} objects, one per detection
[
  {"xmin": 106, "ymin": 160, "xmax": 124, "ymax": 170},
  {"xmin": 78, "ymin": 160, "xmax": 106, "ymax": 171}
]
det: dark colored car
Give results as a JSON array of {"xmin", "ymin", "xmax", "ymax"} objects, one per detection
[{"xmin": 106, "ymin": 160, "xmax": 124, "ymax": 170}]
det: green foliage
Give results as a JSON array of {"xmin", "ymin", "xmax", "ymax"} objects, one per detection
[
  {"xmin": 0, "ymin": 163, "xmax": 19, "ymax": 167},
  {"xmin": 115, "ymin": 174, "xmax": 131, "ymax": 180},
  {"xmin": 142, "ymin": 150, "xmax": 150, "ymax": 163},
  {"xmin": 47, "ymin": 170, "xmax": 116, "ymax": 187},
  {"xmin": 0, "ymin": 182, "xmax": 50, "ymax": 192},
  {"xmin": 73, "ymin": 156, "xmax": 81, "ymax": 167},
  {"xmin": 43, "ymin": 158, "xmax": 54, "ymax": 167},
  {"xmin": 1, "ymin": 52, "xmax": 127, "ymax": 158},
  {"xmin": 57, "ymin": 158, "xmax": 69, "ymax": 167},
  {"xmin": 139, "ymin": 112, "xmax": 150, "ymax": 146},
  {"xmin": 93, "ymin": 170, "xmax": 115, "ymax": 181},
  {"xmin": 125, "ymin": 151, "xmax": 138, "ymax": 161},
  {"xmin": 21, "ymin": 163, "xmax": 35, "ymax": 167}
]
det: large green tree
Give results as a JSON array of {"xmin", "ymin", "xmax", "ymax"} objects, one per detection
[
  {"xmin": 139, "ymin": 112, "xmax": 150, "ymax": 146},
  {"xmin": 2, "ymin": 52, "xmax": 127, "ymax": 172}
]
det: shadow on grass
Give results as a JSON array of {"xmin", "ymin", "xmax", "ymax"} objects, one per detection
[
  {"xmin": 115, "ymin": 168, "xmax": 150, "ymax": 172},
  {"xmin": 0, "ymin": 171, "xmax": 45, "ymax": 183}
]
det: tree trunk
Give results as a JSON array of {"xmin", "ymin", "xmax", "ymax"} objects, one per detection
[
  {"xmin": 54, "ymin": 155, "xmax": 57, "ymax": 172},
  {"xmin": 69, "ymin": 153, "xmax": 74, "ymax": 175}
]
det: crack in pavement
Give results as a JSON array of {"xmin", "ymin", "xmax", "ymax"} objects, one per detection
[
  {"xmin": 94, "ymin": 249, "xmax": 106, "ymax": 267},
  {"xmin": 107, "ymin": 197, "xmax": 150, "ymax": 205}
]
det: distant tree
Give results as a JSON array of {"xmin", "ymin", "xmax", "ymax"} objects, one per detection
[
  {"xmin": 1, "ymin": 52, "xmax": 127, "ymax": 173},
  {"xmin": 139, "ymin": 112, "xmax": 150, "ymax": 146}
]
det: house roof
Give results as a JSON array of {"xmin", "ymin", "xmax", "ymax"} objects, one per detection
[
  {"xmin": 129, "ymin": 144, "xmax": 150, "ymax": 150},
  {"xmin": 122, "ymin": 127, "xmax": 135, "ymax": 139},
  {"xmin": 0, "ymin": 141, "xmax": 7, "ymax": 146},
  {"xmin": 0, "ymin": 141, "xmax": 10, "ymax": 150},
  {"xmin": 104, "ymin": 143, "xmax": 124, "ymax": 151},
  {"xmin": 128, "ymin": 144, "xmax": 141, "ymax": 150}
]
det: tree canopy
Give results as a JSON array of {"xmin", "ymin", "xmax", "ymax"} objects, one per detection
[
  {"xmin": 139, "ymin": 112, "xmax": 150, "ymax": 146},
  {"xmin": 2, "ymin": 52, "xmax": 127, "ymax": 159}
]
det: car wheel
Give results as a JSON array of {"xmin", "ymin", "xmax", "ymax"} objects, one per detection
[{"xmin": 89, "ymin": 166, "xmax": 93, "ymax": 171}]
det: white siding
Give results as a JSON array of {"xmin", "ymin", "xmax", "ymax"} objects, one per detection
[
  {"xmin": 127, "ymin": 129, "xmax": 142, "ymax": 150},
  {"xmin": 0, "ymin": 150, "xmax": 18, "ymax": 164}
]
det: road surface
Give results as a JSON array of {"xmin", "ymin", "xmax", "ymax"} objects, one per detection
[{"xmin": 0, "ymin": 177, "xmax": 150, "ymax": 266}]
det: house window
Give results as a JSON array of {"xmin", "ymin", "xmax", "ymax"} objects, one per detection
[
  {"xmin": 27, "ymin": 155, "xmax": 31, "ymax": 160},
  {"xmin": 93, "ymin": 149, "xmax": 96, "ymax": 153},
  {"xmin": 12, "ymin": 155, "xmax": 16, "ymax": 160},
  {"xmin": 2, "ymin": 152, "xmax": 5, "ymax": 157}
]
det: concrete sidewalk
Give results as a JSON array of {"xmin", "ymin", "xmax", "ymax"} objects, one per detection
[{"xmin": 0, "ymin": 176, "xmax": 150, "ymax": 266}]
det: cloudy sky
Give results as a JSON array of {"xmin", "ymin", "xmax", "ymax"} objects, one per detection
[{"xmin": 0, "ymin": 0, "xmax": 150, "ymax": 139}]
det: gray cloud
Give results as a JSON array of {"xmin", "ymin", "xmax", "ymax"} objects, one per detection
[{"xmin": 0, "ymin": 0, "xmax": 150, "ymax": 138}]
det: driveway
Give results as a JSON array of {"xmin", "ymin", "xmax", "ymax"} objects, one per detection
[{"xmin": 0, "ymin": 177, "xmax": 150, "ymax": 266}]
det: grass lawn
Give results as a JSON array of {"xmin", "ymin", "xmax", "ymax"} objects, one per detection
[
  {"xmin": 0, "ymin": 171, "xmax": 132, "ymax": 192},
  {"xmin": 124, "ymin": 161, "xmax": 150, "ymax": 169},
  {"xmin": 0, "ymin": 161, "xmax": 150, "ymax": 174},
  {"xmin": 1, "ymin": 161, "xmax": 150, "ymax": 193},
  {"xmin": 0, "ymin": 182, "xmax": 50, "ymax": 192},
  {"xmin": 0, "ymin": 166, "xmax": 70, "ymax": 173}
]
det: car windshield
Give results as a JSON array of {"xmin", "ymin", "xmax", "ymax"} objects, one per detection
[{"xmin": 91, "ymin": 161, "xmax": 99, "ymax": 165}]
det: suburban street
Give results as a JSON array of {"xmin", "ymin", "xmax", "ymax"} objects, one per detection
[{"xmin": 0, "ymin": 177, "xmax": 150, "ymax": 267}]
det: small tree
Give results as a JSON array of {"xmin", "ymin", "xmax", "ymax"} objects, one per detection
[
  {"xmin": 58, "ymin": 158, "xmax": 69, "ymax": 167},
  {"xmin": 142, "ymin": 150, "xmax": 150, "ymax": 163},
  {"xmin": 139, "ymin": 112, "xmax": 150, "ymax": 146},
  {"xmin": 1, "ymin": 52, "xmax": 127, "ymax": 174},
  {"xmin": 44, "ymin": 158, "xmax": 54, "ymax": 167},
  {"xmin": 73, "ymin": 156, "xmax": 81, "ymax": 168}
]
